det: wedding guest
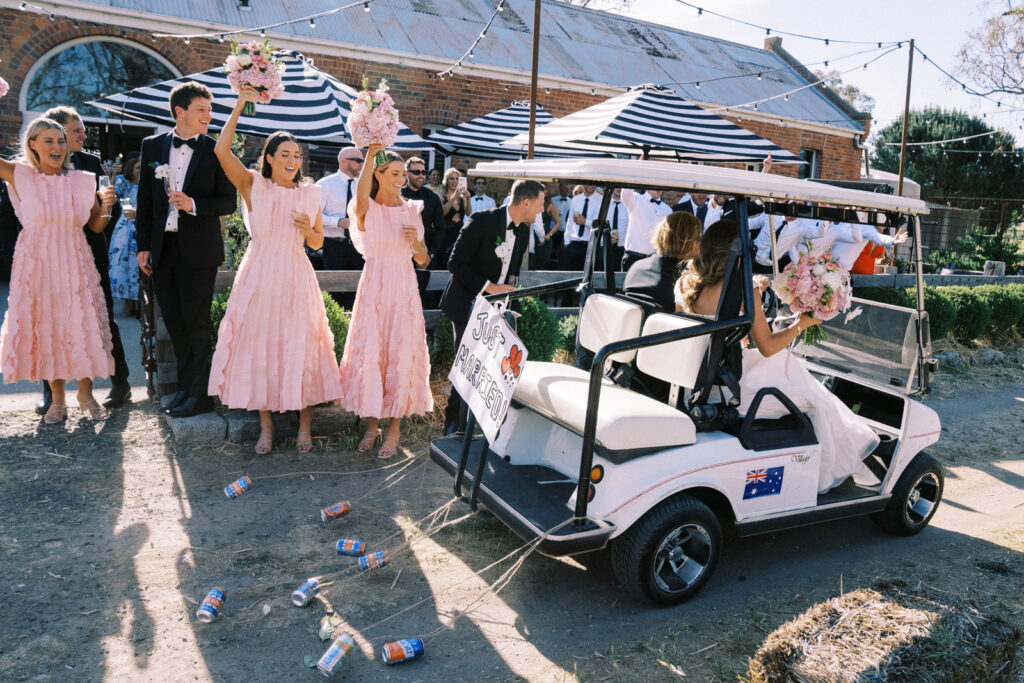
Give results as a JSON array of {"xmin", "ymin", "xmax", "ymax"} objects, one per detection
[
  {"xmin": 530, "ymin": 193, "xmax": 561, "ymax": 270},
  {"xmin": 439, "ymin": 179, "xmax": 544, "ymax": 435},
  {"xmin": 623, "ymin": 211, "xmax": 702, "ymax": 313},
  {"xmin": 563, "ymin": 184, "xmax": 601, "ymax": 271},
  {"xmin": 109, "ymin": 152, "xmax": 141, "ymax": 316},
  {"xmin": 548, "ymin": 182, "xmax": 572, "ymax": 267},
  {"xmin": 469, "ymin": 177, "xmax": 496, "ymax": 214},
  {"xmin": 672, "ymin": 191, "xmax": 707, "ymax": 219},
  {"xmin": 0, "ymin": 117, "xmax": 116, "ymax": 422},
  {"xmin": 441, "ymin": 168, "xmax": 470, "ymax": 263},
  {"xmin": 317, "ymin": 147, "xmax": 365, "ymax": 309},
  {"xmin": 607, "ymin": 188, "xmax": 628, "ymax": 271},
  {"xmin": 621, "ymin": 188, "xmax": 672, "ymax": 272},
  {"xmin": 41, "ymin": 106, "xmax": 131, "ymax": 410},
  {"xmin": 136, "ymin": 81, "xmax": 236, "ymax": 418},
  {"xmin": 426, "ymin": 168, "xmax": 444, "ymax": 198},
  {"xmin": 339, "ymin": 143, "xmax": 432, "ymax": 458},
  {"xmin": 502, "ymin": 192, "xmax": 548, "ymax": 269},
  {"xmin": 823, "ymin": 221, "xmax": 908, "ymax": 272},
  {"xmin": 209, "ymin": 87, "xmax": 342, "ymax": 454},
  {"xmin": 401, "ymin": 156, "xmax": 446, "ymax": 269}
]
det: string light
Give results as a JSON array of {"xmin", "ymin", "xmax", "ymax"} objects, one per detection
[
  {"xmin": 309, "ymin": 18, "xmax": 316, "ymax": 28},
  {"xmin": 150, "ymin": 0, "xmax": 381, "ymax": 41},
  {"xmin": 433, "ymin": 0, "xmax": 505, "ymax": 79}
]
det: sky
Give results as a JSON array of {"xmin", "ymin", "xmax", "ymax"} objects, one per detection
[{"xmin": 598, "ymin": 0, "xmax": 1018, "ymax": 142}]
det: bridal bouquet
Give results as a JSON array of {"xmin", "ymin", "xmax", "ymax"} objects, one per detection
[
  {"xmin": 346, "ymin": 77, "xmax": 400, "ymax": 165},
  {"xmin": 772, "ymin": 245, "xmax": 852, "ymax": 345},
  {"xmin": 0, "ymin": 76, "xmax": 9, "ymax": 99},
  {"xmin": 225, "ymin": 40, "xmax": 285, "ymax": 115}
]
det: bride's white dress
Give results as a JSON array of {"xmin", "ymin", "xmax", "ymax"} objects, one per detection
[{"xmin": 736, "ymin": 347, "xmax": 879, "ymax": 493}]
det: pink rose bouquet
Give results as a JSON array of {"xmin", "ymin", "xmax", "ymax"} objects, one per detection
[
  {"xmin": 346, "ymin": 77, "xmax": 400, "ymax": 165},
  {"xmin": 771, "ymin": 244, "xmax": 852, "ymax": 345},
  {"xmin": 0, "ymin": 75, "xmax": 9, "ymax": 99},
  {"xmin": 224, "ymin": 40, "xmax": 285, "ymax": 116}
]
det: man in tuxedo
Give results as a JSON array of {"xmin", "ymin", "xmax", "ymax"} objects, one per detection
[
  {"xmin": 38, "ymin": 107, "xmax": 130, "ymax": 411},
  {"xmin": 621, "ymin": 188, "xmax": 672, "ymax": 272},
  {"xmin": 672, "ymin": 191, "xmax": 707, "ymax": 221},
  {"xmin": 439, "ymin": 179, "xmax": 545, "ymax": 435},
  {"xmin": 316, "ymin": 147, "xmax": 365, "ymax": 308},
  {"xmin": 136, "ymin": 82, "xmax": 236, "ymax": 418}
]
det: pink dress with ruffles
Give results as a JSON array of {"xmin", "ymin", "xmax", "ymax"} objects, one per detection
[
  {"xmin": 0, "ymin": 164, "xmax": 113, "ymax": 382},
  {"xmin": 208, "ymin": 172, "xmax": 343, "ymax": 411},
  {"xmin": 338, "ymin": 197, "xmax": 433, "ymax": 418}
]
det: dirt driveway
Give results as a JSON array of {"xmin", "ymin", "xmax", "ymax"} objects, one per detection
[{"xmin": 1, "ymin": 368, "xmax": 1021, "ymax": 682}]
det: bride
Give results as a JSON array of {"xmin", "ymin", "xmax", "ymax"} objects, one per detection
[{"xmin": 675, "ymin": 220, "xmax": 879, "ymax": 493}]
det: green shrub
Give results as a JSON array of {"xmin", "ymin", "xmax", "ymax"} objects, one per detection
[
  {"xmin": 558, "ymin": 314, "xmax": 579, "ymax": 353},
  {"xmin": 517, "ymin": 297, "xmax": 560, "ymax": 362},
  {"xmin": 210, "ymin": 287, "xmax": 349, "ymax": 362},
  {"xmin": 854, "ymin": 287, "xmax": 912, "ymax": 307},
  {"xmin": 901, "ymin": 286, "xmax": 957, "ymax": 341},
  {"xmin": 431, "ymin": 313, "xmax": 455, "ymax": 367},
  {"xmin": 1004, "ymin": 284, "xmax": 1024, "ymax": 335},
  {"xmin": 942, "ymin": 286, "xmax": 993, "ymax": 343},
  {"xmin": 973, "ymin": 285, "xmax": 1024, "ymax": 339}
]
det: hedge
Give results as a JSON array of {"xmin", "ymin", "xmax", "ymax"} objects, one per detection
[
  {"xmin": 903, "ymin": 287, "xmax": 957, "ymax": 342},
  {"xmin": 941, "ymin": 286, "xmax": 993, "ymax": 344},
  {"xmin": 974, "ymin": 285, "xmax": 1024, "ymax": 339},
  {"xmin": 517, "ymin": 297, "xmax": 560, "ymax": 362}
]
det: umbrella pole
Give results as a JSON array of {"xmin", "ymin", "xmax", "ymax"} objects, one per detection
[{"xmin": 527, "ymin": 0, "xmax": 542, "ymax": 159}]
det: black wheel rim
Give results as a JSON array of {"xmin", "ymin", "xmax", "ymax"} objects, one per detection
[
  {"xmin": 652, "ymin": 523, "xmax": 712, "ymax": 594},
  {"xmin": 904, "ymin": 472, "xmax": 940, "ymax": 526}
]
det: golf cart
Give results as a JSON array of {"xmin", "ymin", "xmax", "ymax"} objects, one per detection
[{"xmin": 430, "ymin": 159, "xmax": 943, "ymax": 605}]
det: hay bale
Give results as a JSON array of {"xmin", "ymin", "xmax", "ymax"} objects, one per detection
[{"xmin": 746, "ymin": 582, "xmax": 1020, "ymax": 682}]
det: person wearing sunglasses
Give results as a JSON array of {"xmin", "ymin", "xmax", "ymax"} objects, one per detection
[{"xmin": 316, "ymin": 147, "xmax": 365, "ymax": 308}]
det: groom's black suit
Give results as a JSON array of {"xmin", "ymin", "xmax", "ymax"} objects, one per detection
[
  {"xmin": 440, "ymin": 206, "xmax": 530, "ymax": 430},
  {"xmin": 136, "ymin": 132, "xmax": 235, "ymax": 399}
]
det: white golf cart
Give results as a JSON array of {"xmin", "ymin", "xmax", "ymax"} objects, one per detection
[{"xmin": 430, "ymin": 159, "xmax": 944, "ymax": 605}]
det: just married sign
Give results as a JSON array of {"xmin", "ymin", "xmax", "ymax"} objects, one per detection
[{"xmin": 449, "ymin": 296, "xmax": 528, "ymax": 443}]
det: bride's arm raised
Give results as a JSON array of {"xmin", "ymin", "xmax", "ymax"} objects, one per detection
[{"xmin": 214, "ymin": 86, "xmax": 257, "ymax": 206}]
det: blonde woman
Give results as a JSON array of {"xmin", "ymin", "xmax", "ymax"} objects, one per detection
[
  {"xmin": 0, "ymin": 117, "xmax": 116, "ymax": 423},
  {"xmin": 623, "ymin": 211, "xmax": 702, "ymax": 312},
  {"xmin": 441, "ymin": 167, "xmax": 470, "ymax": 260}
]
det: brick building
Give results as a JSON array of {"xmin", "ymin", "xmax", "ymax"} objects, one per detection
[{"xmin": 0, "ymin": 0, "xmax": 870, "ymax": 180}]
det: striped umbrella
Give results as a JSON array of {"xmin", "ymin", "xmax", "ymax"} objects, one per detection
[
  {"xmin": 426, "ymin": 101, "xmax": 607, "ymax": 159},
  {"xmin": 86, "ymin": 50, "xmax": 430, "ymax": 149},
  {"xmin": 504, "ymin": 85, "xmax": 803, "ymax": 163}
]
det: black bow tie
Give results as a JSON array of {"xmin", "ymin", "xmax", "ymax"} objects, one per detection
[
  {"xmin": 173, "ymin": 136, "xmax": 198, "ymax": 149},
  {"xmin": 650, "ymin": 198, "xmax": 661, "ymax": 205}
]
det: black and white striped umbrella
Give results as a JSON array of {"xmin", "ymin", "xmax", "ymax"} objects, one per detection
[
  {"xmin": 426, "ymin": 102, "xmax": 606, "ymax": 159},
  {"xmin": 504, "ymin": 85, "xmax": 803, "ymax": 163},
  {"xmin": 86, "ymin": 50, "xmax": 430, "ymax": 149}
]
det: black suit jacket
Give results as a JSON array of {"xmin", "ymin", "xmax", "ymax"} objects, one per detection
[
  {"xmin": 401, "ymin": 185, "xmax": 446, "ymax": 259},
  {"xmin": 440, "ymin": 206, "xmax": 530, "ymax": 332},
  {"xmin": 622, "ymin": 254, "xmax": 684, "ymax": 313},
  {"xmin": 71, "ymin": 151, "xmax": 122, "ymax": 270},
  {"xmin": 136, "ymin": 132, "xmax": 235, "ymax": 269},
  {"xmin": 672, "ymin": 198, "xmax": 700, "ymax": 216}
]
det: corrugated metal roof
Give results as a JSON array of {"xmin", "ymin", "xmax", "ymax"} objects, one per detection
[{"xmin": 74, "ymin": 0, "xmax": 863, "ymax": 131}]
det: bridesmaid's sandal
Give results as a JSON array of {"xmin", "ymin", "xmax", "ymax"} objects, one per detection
[
  {"xmin": 378, "ymin": 435, "xmax": 400, "ymax": 460},
  {"xmin": 296, "ymin": 431, "xmax": 313, "ymax": 453},
  {"xmin": 255, "ymin": 431, "xmax": 274, "ymax": 455},
  {"xmin": 357, "ymin": 429, "xmax": 381, "ymax": 453},
  {"xmin": 43, "ymin": 403, "xmax": 66, "ymax": 424},
  {"xmin": 80, "ymin": 398, "xmax": 109, "ymax": 421}
]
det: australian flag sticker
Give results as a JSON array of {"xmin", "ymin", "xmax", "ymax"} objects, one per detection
[{"xmin": 743, "ymin": 466, "xmax": 784, "ymax": 500}]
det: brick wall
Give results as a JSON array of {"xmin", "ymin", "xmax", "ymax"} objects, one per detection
[{"xmin": 0, "ymin": 8, "xmax": 864, "ymax": 180}]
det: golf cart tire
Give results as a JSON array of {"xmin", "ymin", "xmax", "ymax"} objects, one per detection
[
  {"xmin": 871, "ymin": 452, "xmax": 944, "ymax": 536},
  {"xmin": 611, "ymin": 494, "xmax": 722, "ymax": 605}
]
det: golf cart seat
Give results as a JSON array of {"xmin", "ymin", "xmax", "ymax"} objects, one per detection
[{"xmin": 513, "ymin": 295, "xmax": 705, "ymax": 460}]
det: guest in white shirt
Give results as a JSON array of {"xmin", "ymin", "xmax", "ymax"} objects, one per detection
[
  {"xmin": 702, "ymin": 195, "xmax": 725, "ymax": 231},
  {"xmin": 315, "ymin": 148, "xmax": 365, "ymax": 302},
  {"xmin": 469, "ymin": 177, "xmax": 497, "ymax": 214},
  {"xmin": 821, "ymin": 220, "xmax": 908, "ymax": 271},
  {"xmin": 548, "ymin": 182, "xmax": 572, "ymax": 267},
  {"xmin": 563, "ymin": 185, "xmax": 602, "ymax": 271},
  {"xmin": 607, "ymin": 188, "xmax": 629, "ymax": 272},
  {"xmin": 620, "ymin": 188, "xmax": 671, "ymax": 272}
]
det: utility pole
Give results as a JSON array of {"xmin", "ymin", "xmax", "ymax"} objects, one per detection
[
  {"xmin": 527, "ymin": 0, "xmax": 542, "ymax": 159},
  {"xmin": 897, "ymin": 39, "xmax": 915, "ymax": 197}
]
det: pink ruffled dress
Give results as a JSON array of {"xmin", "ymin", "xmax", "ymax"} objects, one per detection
[
  {"xmin": 0, "ymin": 164, "xmax": 113, "ymax": 382},
  {"xmin": 338, "ymin": 198, "xmax": 433, "ymax": 418},
  {"xmin": 208, "ymin": 172, "xmax": 343, "ymax": 411}
]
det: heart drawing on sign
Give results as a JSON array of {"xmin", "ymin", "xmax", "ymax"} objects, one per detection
[{"xmin": 501, "ymin": 345, "xmax": 524, "ymax": 385}]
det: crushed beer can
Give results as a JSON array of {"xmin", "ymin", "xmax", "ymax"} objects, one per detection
[
  {"xmin": 224, "ymin": 475, "xmax": 254, "ymax": 499},
  {"xmin": 358, "ymin": 550, "xmax": 388, "ymax": 572},
  {"xmin": 196, "ymin": 587, "xmax": 226, "ymax": 623},
  {"xmin": 317, "ymin": 633, "xmax": 356, "ymax": 677},
  {"xmin": 320, "ymin": 500, "xmax": 351, "ymax": 523},
  {"xmin": 291, "ymin": 578, "xmax": 319, "ymax": 607},
  {"xmin": 380, "ymin": 638, "xmax": 424, "ymax": 665},
  {"xmin": 335, "ymin": 539, "xmax": 365, "ymax": 556}
]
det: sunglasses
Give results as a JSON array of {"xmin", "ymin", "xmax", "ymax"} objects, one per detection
[
  {"xmin": 407, "ymin": 169, "xmax": 427, "ymax": 175},
  {"xmin": 347, "ymin": 158, "xmax": 364, "ymax": 164}
]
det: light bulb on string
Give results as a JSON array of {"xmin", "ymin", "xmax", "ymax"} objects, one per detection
[
  {"xmin": 309, "ymin": 18, "xmax": 315, "ymax": 28},
  {"xmin": 697, "ymin": 7, "xmax": 703, "ymax": 15},
  {"xmin": 18, "ymin": 2, "xmax": 27, "ymax": 10},
  {"xmin": 824, "ymin": 38, "xmax": 829, "ymax": 46},
  {"xmin": 756, "ymin": 73, "xmax": 762, "ymax": 80},
  {"xmin": 184, "ymin": 36, "xmax": 190, "ymax": 44},
  {"xmin": 363, "ymin": 2, "xmax": 370, "ymax": 11},
  {"xmin": 695, "ymin": 82, "xmax": 701, "ymax": 89},
  {"xmin": 260, "ymin": 28, "xmax": 267, "ymax": 37},
  {"xmin": 783, "ymin": 94, "xmax": 789, "ymax": 101},
  {"xmin": 217, "ymin": 35, "xmax": 225, "ymax": 42}
]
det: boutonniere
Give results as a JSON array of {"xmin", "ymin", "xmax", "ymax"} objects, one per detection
[
  {"xmin": 495, "ymin": 233, "xmax": 504, "ymax": 247},
  {"xmin": 150, "ymin": 162, "xmax": 171, "ymax": 180}
]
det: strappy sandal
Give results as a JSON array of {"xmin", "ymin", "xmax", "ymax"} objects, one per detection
[
  {"xmin": 43, "ymin": 403, "xmax": 66, "ymax": 424},
  {"xmin": 357, "ymin": 428, "xmax": 381, "ymax": 452},
  {"xmin": 296, "ymin": 431, "xmax": 313, "ymax": 453},
  {"xmin": 378, "ymin": 435, "xmax": 400, "ymax": 460},
  {"xmin": 255, "ymin": 431, "xmax": 274, "ymax": 455},
  {"xmin": 80, "ymin": 398, "xmax": 109, "ymax": 421}
]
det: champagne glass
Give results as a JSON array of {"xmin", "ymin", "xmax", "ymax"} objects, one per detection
[
  {"xmin": 98, "ymin": 176, "xmax": 112, "ymax": 218},
  {"xmin": 164, "ymin": 177, "xmax": 176, "ymax": 216}
]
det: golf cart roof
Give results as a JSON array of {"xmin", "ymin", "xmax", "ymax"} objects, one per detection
[{"xmin": 470, "ymin": 158, "xmax": 930, "ymax": 216}]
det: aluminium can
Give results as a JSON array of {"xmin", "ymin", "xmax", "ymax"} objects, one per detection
[
  {"xmin": 196, "ymin": 587, "xmax": 226, "ymax": 623},
  {"xmin": 223, "ymin": 475, "xmax": 254, "ymax": 499},
  {"xmin": 320, "ymin": 500, "xmax": 351, "ymax": 523},
  {"xmin": 291, "ymin": 578, "xmax": 319, "ymax": 607},
  {"xmin": 380, "ymin": 638, "xmax": 424, "ymax": 665},
  {"xmin": 317, "ymin": 633, "xmax": 356, "ymax": 677},
  {"xmin": 358, "ymin": 550, "xmax": 388, "ymax": 572},
  {"xmin": 335, "ymin": 539, "xmax": 365, "ymax": 556}
]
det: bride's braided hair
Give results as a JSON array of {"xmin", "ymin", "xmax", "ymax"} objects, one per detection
[{"xmin": 675, "ymin": 220, "xmax": 738, "ymax": 313}]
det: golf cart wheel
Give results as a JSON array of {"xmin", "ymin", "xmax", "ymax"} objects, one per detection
[
  {"xmin": 611, "ymin": 494, "xmax": 722, "ymax": 605},
  {"xmin": 871, "ymin": 452, "xmax": 944, "ymax": 536}
]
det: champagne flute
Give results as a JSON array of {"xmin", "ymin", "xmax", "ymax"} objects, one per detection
[
  {"xmin": 164, "ymin": 177, "xmax": 176, "ymax": 216},
  {"xmin": 98, "ymin": 176, "xmax": 112, "ymax": 218}
]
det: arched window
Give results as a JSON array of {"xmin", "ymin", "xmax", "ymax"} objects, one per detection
[{"xmin": 24, "ymin": 38, "xmax": 179, "ymax": 118}]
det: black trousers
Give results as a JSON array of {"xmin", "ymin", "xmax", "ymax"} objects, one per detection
[
  {"xmin": 444, "ymin": 316, "xmax": 467, "ymax": 430},
  {"xmin": 87, "ymin": 232, "xmax": 129, "ymax": 384},
  {"xmin": 562, "ymin": 240, "xmax": 587, "ymax": 271},
  {"xmin": 322, "ymin": 237, "xmax": 364, "ymax": 310},
  {"xmin": 153, "ymin": 233, "xmax": 217, "ymax": 398}
]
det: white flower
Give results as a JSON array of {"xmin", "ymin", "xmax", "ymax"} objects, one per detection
[
  {"xmin": 153, "ymin": 164, "xmax": 172, "ymax": 180},
  {"xmin": 812, "ymin": 264, "xmax": 825, "ymax": 276},
  {"xmin": 822, "ymin": 271, "xmax": 842, "ymax": 290},
  {"xmin": 237, "ymin": 53, "xmax": 252, "ymax": 67}
]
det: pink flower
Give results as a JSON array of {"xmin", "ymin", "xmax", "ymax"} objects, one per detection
[{"xmin": 0, "ymin": 76, "xmax": 8, "ymax": 99}]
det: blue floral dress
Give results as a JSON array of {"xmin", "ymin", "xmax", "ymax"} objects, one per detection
[{"xmin": 108, "ymin": 176, "xmax": 139, "ymax": 300}]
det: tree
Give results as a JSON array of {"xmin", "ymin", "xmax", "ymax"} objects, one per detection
[
  {"xmin": 958, "ymin": 5, "xmax": 1024, "ymax": 97},
  {"xmin": 813, "ymin": 69, "xmax": 876, "ymax": 114},
  {"xmin": 870, "ymin": 107, "xmax": 1024, "ymax": 200}
]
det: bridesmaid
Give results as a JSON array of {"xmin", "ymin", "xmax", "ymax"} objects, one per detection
[
  {"xmin": 210, "ymin": 86, "xmax": 343, "ymax": 454},
  {"xmin": 0, "ymin": 117, "xmax": 116, "ymax": 422},
  {"xmin": 339, "ymin": 143, "xmax": 432, "ymax": 458}
]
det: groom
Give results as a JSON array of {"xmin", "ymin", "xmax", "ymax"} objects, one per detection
[
  {"xmin": 440, "ymin": 179, "xmax": 545, "ymax": 435},
  {"xmin": 136, "ymin": 82, "xmax": 236, "ymax": 417}
]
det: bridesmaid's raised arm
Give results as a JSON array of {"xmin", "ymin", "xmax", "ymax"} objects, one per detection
[
  {"xmin": 351, "ymin": 143, "xmax": 381, "ymax": 229},
  {"xmin": 214, "ymin": 86, "xmax": 257, "ymax": 205}
]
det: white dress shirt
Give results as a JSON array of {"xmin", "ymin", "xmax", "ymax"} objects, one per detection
[
  {"xmin": 566, "ymin": 191, "xmax": 602, "ymax": 244},
  {"xmin": 702, "ymin": 197, "xmax": 724, "ymax": 232},
  {"xmin": 549, "ymin": 194, "xmax": 572, "ymax": 232},
  {"xmin": 481, "ymin": 206, "xmax": 522, "ymax": 294},
  {"xmin": 164, "ymin": 133, "xmax": 198, "ymax": 233},
  {"xmin": 823, "ymin": 224, "xmax": 900, "ymax": 271},
  {"xmin": 608, "ymin": 198, "xmax": 629, "ymax": 247},
  {"xmin": 316, "ymin": 171, "xmax": 357, "ymax": 240},
  {"xmin": 502, "ymin": 195, "xmax": 545, "ymax": 253},
  {"xmin": 621, "ymin": 190, "xmax": 669, "ymax": 255},
  {"xmin": 470, "ymin": 193, "xmax": 496, "ymax": 214}
]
